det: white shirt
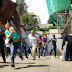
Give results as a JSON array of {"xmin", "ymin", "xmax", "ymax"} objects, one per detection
[
  {"xmin": 28, "ymin": 34, "xmax": 39, "ymax": 46},
  {"xmin": 5, "ymin": 39, "xmax": 10, "ymax": 47}
]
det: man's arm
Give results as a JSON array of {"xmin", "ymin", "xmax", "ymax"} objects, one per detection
[
  {"xmin": 13, "ymin": 35, "xmax": 20, "ymax": 42},
  {"xmin": 61, "ymin": 34, "xmax": 66, "ymax": 50},
  {"xmin": 6, "ymin": 30, "xmax": 14, "ymax": 39},
  {"xmin": 48, "ymin": 39, "xmax": 52, "ymax": 43}
]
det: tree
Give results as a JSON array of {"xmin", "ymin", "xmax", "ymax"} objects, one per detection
[
  {"xmin": 20, "ymin": 12, "xmax": 37, "ymax": 26},
  {"xmin": 20, "ymin": 12, "xmax": 29, "ymax": 25},
  {"xmin": 16, "ymin": 0, "xmax": 28, "ymax": 16},
  {"xmin": 47, "ymin": 19, "xmax": 53, "ymax": 24}
]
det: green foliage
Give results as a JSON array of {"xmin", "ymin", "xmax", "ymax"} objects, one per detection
[
  {"xmin": 20, "ymin": 12, "xmax": 29, "ymax": 25},
  {"xmin": 24, "ymin": 26, "xmax": 56, "ymax": 31},
  {"xmin": 20, "ymin": 12, "xmax": 37, "ymax": 25},
  {"xmin": 48, "ymin": 26, "xmax": 56, "ymax": 29},
  {"xmin": 47, "ymin": 19, "xmax": 53, "ymax": 24},
  {"xmin": 16, "ymin": 0, "xmax": 28, "ymax": 16},
  {"xmin": 24, "ymin": 27, "xmax": 39, "ymax": 31},
  {"xmin": 39, "ymin": 26, "xmax": 57, "ymax": 32},
  {"xmin": 43, "ymin": 32, "xmax": 47, "ymax": 35}
]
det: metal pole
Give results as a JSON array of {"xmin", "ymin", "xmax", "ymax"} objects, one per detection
[{"xmin": 57, "ymin": 17, "xmax": 59, "ymax": 33}]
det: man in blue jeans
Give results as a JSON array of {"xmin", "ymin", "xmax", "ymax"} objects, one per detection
[
  {"xmin": 48, "ymin": 35, "xmax": 57, "ymax": 57},
  {"xmin": 5, "ymin": 23, "xmax": 23, "ymax": 67},
  {"xmin": 23, "ymin": 44, "xmax": 31, "ymax": 59}
]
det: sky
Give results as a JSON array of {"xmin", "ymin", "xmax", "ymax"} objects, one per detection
[{"xmin": 12, "ymin": 0, "xmax": 49, "ymax": 24}]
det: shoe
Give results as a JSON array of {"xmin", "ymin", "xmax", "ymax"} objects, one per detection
[
  {"xmin": 41, "ymin": 54, "xmax": 42, "ymax": 56},
  {"xmin": 34, "ymin": 59, "xmax": 35, "ymax": 60},
  {"xmin": 6, "ymin": 56, "xmax": 8, "ymax": 58},
  {"xmin": 62, "ymin": 60, "xmax": 68, "ymax": 61},
  {"xmin": 26, "ymin": 57, "xmax": 28, "ymax": 60},
  {"xmin": 11, "ymin": 63, "xmax": 15, "ymax": 67},
  {"xmin": 26, "ymin": 58, "xmax": 28, "ymax": 60},
  {"xmin": 21, "ymin": 56, "xmax": 24, "ymax": 61},
  {"xmin": 44, "ymin": 56, "xmax": 45, "ymax": 57},
  {"xmin": 3, "ymin": 59, "xmax": 6, "ymax": 63},
  {"xmin": 29, "ymin": 54, "xmax": 31, "ymax": 57}
]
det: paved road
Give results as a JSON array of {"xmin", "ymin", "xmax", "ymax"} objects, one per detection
[{"xmin": 0, "ymin": 56, "xmax": 72, "ymax": 72}]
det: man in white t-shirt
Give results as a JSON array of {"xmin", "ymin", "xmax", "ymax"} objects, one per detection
[{"xmin": 28, "ymin": 30, "xmax": 39, "ymax": 60}]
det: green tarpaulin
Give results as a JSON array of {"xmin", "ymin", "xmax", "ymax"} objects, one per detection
[{"xmin": 46, "ymin": 0, "xmax": 72, "ymax": 26}]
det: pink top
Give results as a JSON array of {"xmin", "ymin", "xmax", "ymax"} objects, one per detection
[{"xmin": 39, "ymin": 38, "xmax": 43, "ymax": 45}]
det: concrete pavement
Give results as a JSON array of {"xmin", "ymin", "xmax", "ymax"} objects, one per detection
[{"xmin": 0, "ymin": 56, "xmax": 72, "ymax": 72}]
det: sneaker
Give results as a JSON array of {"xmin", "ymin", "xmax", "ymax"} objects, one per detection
[
  {"xmin": 29, "ymin": 54, "xmax": 31, "ymax": 57},
  {"xmin": 41, "ymin": 54, "xmax": 42, "ymax": 56},
  {"xmin": 21, "ymin": 56, "xmax": 24, "ymax": 61},
  {"xmin": 44, "ymin": 56, "xmax": 45, "ymax": 57},
  {"xmin": 3, "ymin": 59, "xmax": 6, "ymax": 63},
  {"xmin": 26, "ymin": 58, "xmax": 28, "ymax": 60},
  {"xmin": 6, "ymin": 56, "xmax": 8, "ymax": 58},
  {"xmin": 11, "ymin": 63, "xmax": 15, "ymax": 67},
  {"xmin": 34, "ymin": 59, "xmax": 35, "ymax": 60}
]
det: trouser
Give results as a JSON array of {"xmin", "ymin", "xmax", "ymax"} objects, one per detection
[
  {"xmin": 6, "ymin": 47, "xmax": 10, "ymax": 56},
  {"xmin": 50, "ymin": 45, "xmax": 56, "ymax": 57},
  {"xmin": 0, "ymin": 44, "xmax": 6, "ymax": 62},
  {"xmin": 65, "ymin": 44, "xmax": 72, "ymax": 61},
  {"xmin": 23, "ymin": 45, "xmax": 31, "ymax": 58},
  {"xmin": 43, "ymin": 46, "xmax": 46, "ymax": 56},
  {"xmin": 10, "ymin": 42, "xmax": 22, "ymax": 64},
  {"xmin": 31, "ymin": 46, "xmax": 37, "ymax": 59},
  {"xmin": 37, "ymin": 45, "xmax": 43, "ymax": 58},
  {"xmin": 37, "ymin": 47, "xmax": 40, "ymax": 58}
]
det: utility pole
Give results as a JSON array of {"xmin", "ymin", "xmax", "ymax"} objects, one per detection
[{"xmin": 57, "ymin": 17, "xmax": 59, "ymax": 33}]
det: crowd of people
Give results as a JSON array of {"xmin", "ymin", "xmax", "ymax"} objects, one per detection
[
  {"xmin": 0, "ymin": 22, "xmax": 72, "ymax": 68},
  {"xmin": 0, "ymin": 22, "xmax": 57, "ymax": 67}
]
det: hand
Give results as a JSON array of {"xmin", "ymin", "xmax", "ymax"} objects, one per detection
[
  {"xmin": 11, "ymin": 29, "xmax": 14, "ymax": 34},
  {"xmin": 61, "ymin": 48, "xmax": 63, "ymax": 50},
  {"xmin": 51, "ymin": 38, "xmax": 53, "ymax": 41},
  {"xmin": 58, "ymin": 38, "xmax": 60, "ymax": 39},
  {"xmin": 17, "ymin": 35, "xmax": 20, "ymax": 39},
  {"xmin": 13, "ymin": 35, "xmax": 20, "ymax": 42}
]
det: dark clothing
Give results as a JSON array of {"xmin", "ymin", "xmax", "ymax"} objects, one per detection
[
  {"xmin": 23, "ymin": 44, "xmax": 31, "ymax": 58},
  {"xmin": 50, "ymin": 45, "xmax": 56, "ymax": 57},
  {"xmin": 62, "ymin": 33, "xmax": 72, "ymax": 60},
  {"xmin": 0, "ymin": 45, "xmax": 5, "ymax": 62},
  {"xmin": 48, "ymin": 38, "xmax": 57, "ymax": 57},
  {"xmin": 65, "ymin": 44, "xmax": 72, "ymax": 61},
  {"xmin": 0, "ymin": 35, "xmax": 5, "ymax": 45},
  {"xmin": 62, "ymin": 33, "xmax": 72, "ymax": 47},
  {"xmin": 0, "ymin": 34, "xmax": 6, "ymax": 62},
  {"xmin": 6, "ymin": 47, "xmax": 10, "ymax": 56},
  {"xmin": 44, "ymin": 38, "xmax": 47, "ymax": 43}
]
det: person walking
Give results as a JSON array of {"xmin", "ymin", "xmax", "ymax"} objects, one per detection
[{"xmin": 28, "ymin": 30, "xmax": 39, "ymax": 60}]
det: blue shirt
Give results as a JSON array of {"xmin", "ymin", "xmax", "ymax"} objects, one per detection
[{"xmin": 44, "ymin": 38, "xmax": 47, "ymax": 43}]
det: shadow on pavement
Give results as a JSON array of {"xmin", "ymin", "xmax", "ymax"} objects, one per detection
[
  {"xmin": 0, "ymin": 62, "xmax": 10, "ymax": 64},
  {"xmin": 16, "ymin": 62, "xmax": 36, "ymax": 64},
  {"xmin": 0, "ymin": 65, "xmax": 9, "ymax": 68},
  {"xmin": 15, "ymin": 65, "xmax": 50, "ymax": 70}
]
